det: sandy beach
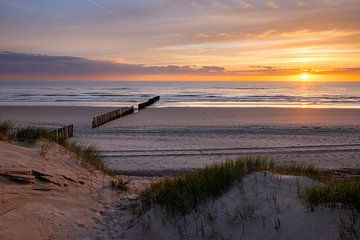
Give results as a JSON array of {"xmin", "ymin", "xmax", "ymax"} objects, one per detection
[{"xmin": 1, "ymin": 106, "xmax": 360, "ymax": 174}]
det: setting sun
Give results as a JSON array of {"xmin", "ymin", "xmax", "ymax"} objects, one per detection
[{"xmin": 300, "ymin": 73, "xmax": 310, "ymax": 81}]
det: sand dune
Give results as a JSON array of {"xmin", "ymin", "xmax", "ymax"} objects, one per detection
[
  {"xmin": 92, "ymin": 172, "xmax": 351, "ymax": 240},
  {"xmin": 0, "ymin": 141, "xmax": 115, "ymax": 239}
]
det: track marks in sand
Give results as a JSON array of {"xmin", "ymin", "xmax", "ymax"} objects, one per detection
[{"xmin": 101, "ymin": 143, "xmax": 360, "ymax": 158}]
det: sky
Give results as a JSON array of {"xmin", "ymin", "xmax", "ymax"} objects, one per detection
[{"xmin": 0, "ymin": 0, "xmax": 359, "ymax": 81}]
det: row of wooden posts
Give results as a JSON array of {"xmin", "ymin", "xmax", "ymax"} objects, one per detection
[
  {"xmin": 50, "ymin": 124, "xmax": 74, "ymax": 141},
  {"xmin": 92, "ymin": 96, "xmax": 160, "ymax": 128},
  {"xmin": 92, "ymin": 106, "xmax": 134, "ymax": 128},
  {"xmin": 138, "ymin": 96, "xmax": 160, "ymax": 110},
  {"xmin": 50, "ymin": 96, "xmax": 160, "ymax": 138}
]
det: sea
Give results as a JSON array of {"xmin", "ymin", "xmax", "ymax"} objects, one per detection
[{"xmin": 0, "ymin": 81, "xmax": 359, "ymax": 108}]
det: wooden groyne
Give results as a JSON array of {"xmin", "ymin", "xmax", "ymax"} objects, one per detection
[
  {"xmin": 92, "ymin": 106, "xmax": 134, "ymax": 128},
  {"xmin": 50, "ymin": 125, "xmax": 74, "ymax": 141},
  {"xmin": 138, "ymin": 96, "xmax": 160, "ymax": 110},
  {"xmin": 92, "ymin": 96, "xmax": 159, "ymax": 128}
]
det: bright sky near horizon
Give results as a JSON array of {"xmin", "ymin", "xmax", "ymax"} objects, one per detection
[{"xmin": 0, "ymin": 0, "xmax": 359, "ymax": 81}]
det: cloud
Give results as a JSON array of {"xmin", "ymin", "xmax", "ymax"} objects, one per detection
[
  {"xmin": 0, "ymin": 51, "xmax": 225, "ymax": 76},
  {"xmin": 249, "ymin": 65, "xmax": 278, "ymax": 70},
  {"xmin": 324, "ymin": 68, "xmax": 360, "ymax": 74},
  {"xmin": 86, "ymin": 0, "xmax": 112, "ymax": 14},
  {"xmin": 0, "ymin": 51, "xmax": 359, "ymax": 80}
]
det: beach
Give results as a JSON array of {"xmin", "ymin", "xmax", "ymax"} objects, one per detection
[{"xmin": 1, "ymin": 106, "xmax": 360, "ymax": 174}]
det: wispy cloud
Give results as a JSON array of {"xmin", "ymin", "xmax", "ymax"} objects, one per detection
[
  {"xmin": 249, "ymin": 66, "xmax": 278, "ymax": 70},
  {"xmin": 86, "ymin": 0, "xmax": 112, "ymax": 14}
]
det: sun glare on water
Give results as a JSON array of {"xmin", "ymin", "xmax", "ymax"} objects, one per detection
[{"xmin": 300, "ymin": 73, "xmax": 310, "ymax": 81}]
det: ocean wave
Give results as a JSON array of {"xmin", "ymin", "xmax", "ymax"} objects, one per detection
[{"xmin": 0, "ymin": 81, "xmax": 359, "ymax": 108}]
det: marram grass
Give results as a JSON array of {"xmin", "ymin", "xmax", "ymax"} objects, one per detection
[
  {"xmin": 302, "ymin": 179, "xmax": 360, "ymax": 212},
  {"xmin": 15, "ymin": 126, "xmax": 54, "ymax": 143},
  {"xmin": 6, "ymin": 125, "xmax": 113, "ymax": 176},
  {"xmin": 135, "ymin": 157, "xmax": 320, "ymax": 215},
  {"xmin": 61, "ymin": 141, "xmax": 114, "ymax": 176},
  {"xmin": 136, "ymin": 157, "xmax": 359, "ymax": 215},
  {"xmin": 0, "ymin": 120, "xmax": 15, "ymax": 141}
]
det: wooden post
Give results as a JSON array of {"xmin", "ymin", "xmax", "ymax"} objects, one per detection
[
  {"xmin": 50, "ymin": 124, "xmax": 74, "ymax": 141},
  {"xmin": 91, "ymin": 106, "xmax": 135, "ymax": 128},
  {"xmin": 138, "ymin": 96, "xmax": 160, "ymax": 110}
]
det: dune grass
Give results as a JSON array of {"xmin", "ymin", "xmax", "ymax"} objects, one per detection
[
  {"xmin": 111, "ymin": 178, "xmax": 128, "ymax": 190},
  {"xmin": 136, "ymin": 157, "xmax": 360, "ymax": 216},
  {"xmin": 275, "ymin": 164, "xmax": 322, "ymax": 179},
  {"xmin": 61, "ymin": 141, "xmax": 114, "ymax": 176},
  {"xmin": 11, "ymin": 126, "xmax": 113, "ymax": 175},
  {"xmin": 135, "ymin": 157, "xmax": 320, "ymax": 216},
  {"xmin": 0, "ymin": 120, "xmax": 15, "ymax": 141},
  {"xmin": 302, "ymin": 179, "xmax": 360, "ymax": 212},
  {"xmin": 15, "ymin": 126, "xmax": 54, "ymax": 143}
]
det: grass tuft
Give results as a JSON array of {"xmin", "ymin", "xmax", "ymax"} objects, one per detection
[
  {"xmin": 302, "ymin": 179, "xmax": 360, "ymax": 212},
  {"xmin": 111, "ymin": 178, "xmax": 128, "ymax": 190},
  {"xmin": 136, "ymin": 156, "xmax": 359, "ymax": 216},
  {"xmin": 61, "ymin": 141, "xmax": 114, "ymax": 176},
  {"xmin": 12, "ymin": 126, "xmax": 113, "ymax": 176},
  {"xmin": 0, "ymin": 120, "xmax": 15, "ymax": 141},
  {"xmin": 275, "ymin": 164, "xmax": 321, "ymax": 179},
  {"xmin": 15, "ymin": 126, "xmax": 54, "ymax": 143},
  {"xmin": 135, "ymin": 157, "xmax": 319, "ymax": 216}
]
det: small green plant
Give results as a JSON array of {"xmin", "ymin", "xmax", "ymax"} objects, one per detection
[
  {"xmin": 15, "ymin": 126, "xmax": 54, "ymax": 143},
  {"xmin": 275, "ymin": 164, "xmax": 321, "ymax": 179},
  {"xmin": 302, "ymin": 179, "xmax": 360, "ymax": 212},
  {"xmin": 61, "ymin": 141, "xmax": 114, "ymax": 176},
  {"xmin": 0, "ymin": 120, "xmax": 15, "ymax": 141},
  {"xmin": 111, "ymin": 178, "xmax": 128, "ymax": 190}
]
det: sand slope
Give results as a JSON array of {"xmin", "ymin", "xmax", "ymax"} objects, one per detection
[{"xmin": 0, "ymin": 141, "xmax": 115, "ymax": 240}]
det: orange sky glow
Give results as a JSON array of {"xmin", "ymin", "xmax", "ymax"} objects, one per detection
[{"xmin": 0, "ymin": 1, "xmax": 359, "ymax": 81}]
